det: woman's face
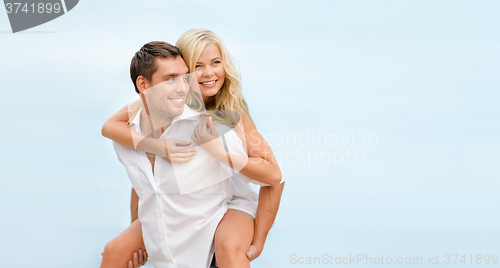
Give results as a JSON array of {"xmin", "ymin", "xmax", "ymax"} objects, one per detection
[{"xmin": 195, "ymin": 43, "xmax": 225, "ymax": 102}]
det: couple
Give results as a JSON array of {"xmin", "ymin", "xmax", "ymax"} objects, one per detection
[{"xmin": 100, "ymin": 29, "xmax": 285, "ymax": 268}]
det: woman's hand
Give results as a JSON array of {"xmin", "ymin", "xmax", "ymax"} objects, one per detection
[
  {"xmin": 191, "ymin": 118, "xmax": 225, "ymax": 159},
  {"xmin": 127, "ymin": 249, "xmax": 148, "ymax": 268},
  {"xmin": 162, "ymin": 138, "xmax": 197, "ymax": 164}
]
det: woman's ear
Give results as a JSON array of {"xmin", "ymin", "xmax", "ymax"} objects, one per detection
[{"xmin": 136, "ymin": 76, "xmax": 148, "ymax": 94}]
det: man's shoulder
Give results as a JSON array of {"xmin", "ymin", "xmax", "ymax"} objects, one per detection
[
  {"xmin": 112, "ymin": 140, "xmax": 140, "ymax": 167},
  {"xmin": 112, "ymin": 140, "xmax": 137, "ymax": 155}
]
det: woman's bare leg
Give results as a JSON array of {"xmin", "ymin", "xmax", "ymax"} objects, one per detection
[
  {"xmin": 100, "ymin": 219, "xmax": 146, "ymax": 268},
  {"xmin": 215, "ymin": 209, "xmax": 254, "ymax": 268}
]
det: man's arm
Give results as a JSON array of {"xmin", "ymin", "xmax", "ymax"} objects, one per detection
[
  {"xmin": 131, "ymin": 188, "xmax": 139, "ymax": 223},
  {"xmin": 247, "ymin": 182, "xmax": 285, "ymax": 261}
]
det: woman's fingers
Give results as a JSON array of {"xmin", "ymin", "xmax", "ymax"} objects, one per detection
[
  {"xmin": 179, "ymin": 147, "xmax": 196, "ymax": 153},
  {"xmin": 194, "ymin": 120, "xmax": 205, "ymax": 137},
  {"xmin": 191, "ymin": 122, "xmax": 203, "ymax": 143},
  {"xmin": 200, "ymin": 119, "xmax": 209, "ymax": 136},
  {"xmin": 170, "ymin": 151, "xmax": 197, "ymax": 159},
  {"xmin": 208, "ymin": 117, "xmax": 215, "ymax": 139},
  {"xmin": 165, "ymin": 138, "xmax": 195, "ymax": 154},
  {"xmin": 169, "ymin": 152, "xmax": 197, "ymax": 163},
  {"xmin": 170, "ymin": 156, "xmax": 196, "ymax": 164},
  {"xmin": 133, "ymin": 252, "xmax": 139, "ymax": 268},
  {"xmin": 194, "ymin": 119, "xmax": 210, "ymax": 139},
  {"xmin": 138, "ymin": 250, "xmax": 144, "ymax": 265},
  {"xmin": 168, "ymin": 145, "xmax": 196, "ymax": 154},
  {"xmin": 174, "ymin": 139, "xmax": 191, "ymax": 146},
  {"xmin": 142, "ymin": 251, "xmax": 148, "ymax": 265},
  {"xmin": 191, "ymin": 118, "xmax": 216, "ymax": 147}
]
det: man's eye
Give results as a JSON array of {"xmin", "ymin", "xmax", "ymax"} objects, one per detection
[{"xmin": 167, "ymin": 78, "xmax": 176, "ymax": 82}]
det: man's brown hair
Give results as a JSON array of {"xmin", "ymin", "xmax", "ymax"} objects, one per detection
[{"xmin": 130, "ymin": 41, "xmax": 183, "ymax": 93}]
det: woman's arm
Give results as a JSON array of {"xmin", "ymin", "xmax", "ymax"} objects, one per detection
[
  {"xmin": 101, "ymin": 104, "xmax": 196, "ymax": 161},
  {"xmin": 192, "ymin": 116, "xmax": 282, "ymax": 186},
  {"xmin": 101, "ymin": 104, "xmax": 164, "ymax": 156}
]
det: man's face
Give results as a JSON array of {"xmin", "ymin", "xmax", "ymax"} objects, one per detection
[{"xmin": 143, "ymin": 56, "xmax": 190, "ymax": 119}]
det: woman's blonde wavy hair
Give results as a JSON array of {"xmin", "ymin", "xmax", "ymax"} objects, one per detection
[{"xmin": 176, "ymin": 28, "xmax": 250, "ymax": 127}]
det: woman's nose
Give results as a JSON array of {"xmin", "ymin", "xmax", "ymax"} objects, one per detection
[{"xmin": 203, "ymin": 66, "xmax": 214, "ymax": 76}]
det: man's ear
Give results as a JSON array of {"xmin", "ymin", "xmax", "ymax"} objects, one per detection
[{"xmin": 136, "ymin": 76, "xmax": 149, "ymax": 94}]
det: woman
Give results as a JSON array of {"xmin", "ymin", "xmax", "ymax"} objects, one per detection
[{"xmin": 100, "ymin": 29, "xmax": 282, "ymax": 268}]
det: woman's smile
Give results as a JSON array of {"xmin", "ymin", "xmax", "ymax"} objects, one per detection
[{"xmin": 199, "ymin": 79, "xmax": 218, "ymax": 88}]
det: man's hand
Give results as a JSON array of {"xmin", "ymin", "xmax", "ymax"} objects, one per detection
[
  {"xmin": 246, "ymin": 242, "xmax": 263, "ymax": 262},
  {"xmin": 127, "ymin": 250, "xmax": 148, "ymax": 268},
  {"xmin": 162, "ymin": 138, "xmax": 197, "ymax": 163}
]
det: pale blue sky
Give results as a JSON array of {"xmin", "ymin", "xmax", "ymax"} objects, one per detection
[{"xmin": 1, "ymin": 1, "xmax": 499, "ymax": 267}]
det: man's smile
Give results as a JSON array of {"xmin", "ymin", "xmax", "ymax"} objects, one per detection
[{"xmin": 168, "ymin": 97, "xmax": 185, "ymax": 105}]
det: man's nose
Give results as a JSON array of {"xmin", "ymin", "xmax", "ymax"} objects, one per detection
[{"xmin": 175, "ymin": 79, "xmax": 189, "ymax": 93}]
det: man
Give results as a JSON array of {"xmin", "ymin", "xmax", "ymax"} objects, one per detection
[{"xmin": 103, "ymin": 41, "xmax": 284, "ymax": 268}]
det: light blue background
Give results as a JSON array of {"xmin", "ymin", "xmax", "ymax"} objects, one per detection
[{"xmin": 1, "ymin": 0, "xmax": 499, "ymax": 267}]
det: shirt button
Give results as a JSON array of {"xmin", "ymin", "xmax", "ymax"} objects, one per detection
[
  {"xmin": 161, "ymin": 235, "xmax": 165, "ymax": 241},
  {"xmin": 156, "ymin": 210, "xmax": 161, "ymax": 215}
]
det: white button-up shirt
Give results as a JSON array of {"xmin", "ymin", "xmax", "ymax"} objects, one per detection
[
  {"xmin": 114, "ymin": 105, "xmax": 238, "ymax": 268},
  {"xmin": 114, "ymin": 105, "xmax": 232, "ymax": 268}
]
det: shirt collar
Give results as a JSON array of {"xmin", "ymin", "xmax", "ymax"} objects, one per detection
[
  {"xmin": 129, "ymin": 104, "xmax": 201, "ymax": 133},
  {"xmin": 171, "ymin": 104, "xmax": 201, "ymax": 124}
]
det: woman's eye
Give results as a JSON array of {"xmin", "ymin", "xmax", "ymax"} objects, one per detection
[
  {"xmin": 213, "ymin": 61, "xmax": 221, "ymax": 65},
  {"xmin": 195, "ymin": 65, "xmax": 201, "ymax": 69}
]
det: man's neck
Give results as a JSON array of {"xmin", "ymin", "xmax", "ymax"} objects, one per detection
[{"xmin": 139, "ymin": 110, "xmax": 173, "ymax": 139}]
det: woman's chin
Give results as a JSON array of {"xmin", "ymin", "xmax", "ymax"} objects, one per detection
[{"xmin": 201, "ymin": 88, "xmax": 220, "ymax": 99}]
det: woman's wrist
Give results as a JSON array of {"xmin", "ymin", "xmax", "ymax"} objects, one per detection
[
  {"xmin": 210, "ymin": 146, "xmax": 228, "ymax": 162},
  {"xmin": 136, "ymin": 137, "xmax": 165, "ymax": 156}
]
